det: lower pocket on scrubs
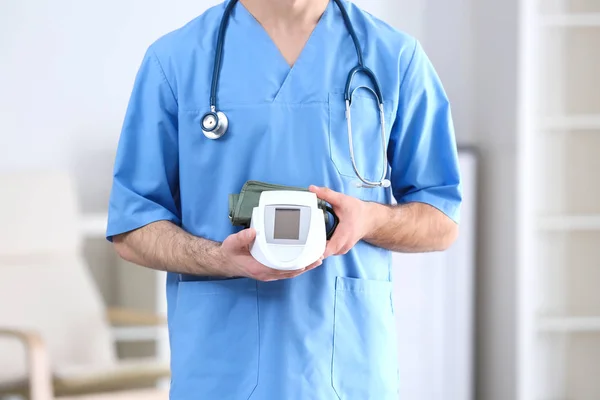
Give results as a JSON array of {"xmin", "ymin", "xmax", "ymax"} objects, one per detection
[
  {"xmin": 332, "ymin": 276, "xmax": 399, "ymax": 400},
  {"xmin": 170, "ymin": 278, "xmax": 259, "ymax": 400}
]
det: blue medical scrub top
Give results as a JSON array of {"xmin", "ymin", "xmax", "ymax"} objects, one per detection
[{"xmin": 106, "ymin": 1, "xmax": 462, "ymax": 399}]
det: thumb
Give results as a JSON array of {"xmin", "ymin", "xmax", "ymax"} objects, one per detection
[
  {"xmin": 221, "ymin": 229, "xmax": 256, "ymax": 255},
  {"xmin": 309, "ymin": 185, "xmax": 342, "ymax": 206},
  {"xmin": 224, "ymin": 228, "xmax": 256, "ymax": 251},
  {"xmin": 235, "ymin": 228, "xmax": 256, "ymax": 247}
]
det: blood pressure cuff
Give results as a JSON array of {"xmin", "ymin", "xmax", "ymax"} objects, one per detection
[{"xmin": 228, "ymin": 180, "xmax": 333, "ymax": 230}]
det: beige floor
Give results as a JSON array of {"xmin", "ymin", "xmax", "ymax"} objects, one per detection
[{"xmin": 57, "ymin": 389, "xmax": 168, "ymax": 400}]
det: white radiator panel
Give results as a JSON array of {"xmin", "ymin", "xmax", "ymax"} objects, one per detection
[{"xmin": 393, "ymin": 151, "xmax": 477, "ymax": 400}]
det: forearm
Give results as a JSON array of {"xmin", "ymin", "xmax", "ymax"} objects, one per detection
[
  {"xmin": 112, "ymin": 220, "xmax": 228, "ymax": 276},
  {"xmin": 363, "ymin": 202, "xmax": 458, "ymax": 253}
]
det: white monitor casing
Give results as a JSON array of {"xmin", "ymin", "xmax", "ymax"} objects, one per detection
[{"xmin": 250, "ymin": 191, "xmax": 326, "ymax": 271}]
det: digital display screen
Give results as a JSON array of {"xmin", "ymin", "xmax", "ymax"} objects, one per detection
[{"xmin": 273, "ymin": 208, "xmax": 301, "ymax": 240}]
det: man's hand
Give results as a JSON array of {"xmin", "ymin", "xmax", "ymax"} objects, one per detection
[
  {"xmin": 220, "ymin": 228, "xmax": 323, "ymax": 281},
  {"xmin": 309, "ymin": 185, "xmax": 372, "ymax": 258},
  {"xmin": 309, "ymin": 185, "xmax": 458, "ymax": 255}
]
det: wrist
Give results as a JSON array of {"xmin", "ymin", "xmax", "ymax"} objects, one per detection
[
  {"xmin": 188, "ymin": 238, "xmax": 230, "ymax": 277},
  {"xmin": 208, "ymin": 244, "xmax": 235, "ymax": 277},
  {"xmin": 362, "ymin": 201, "xmax": 392, "ymax": 241}
]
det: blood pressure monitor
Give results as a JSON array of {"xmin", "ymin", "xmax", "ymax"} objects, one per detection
[{"xmin": 250, "ymin": 191, "xmax": 327, "ymax": 271}]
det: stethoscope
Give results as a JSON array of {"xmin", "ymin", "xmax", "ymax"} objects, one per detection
[{"xmin": 201, "ymin": 0, "xmax": 391, "ymax": 188}]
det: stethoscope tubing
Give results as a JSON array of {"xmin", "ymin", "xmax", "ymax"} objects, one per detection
[{"xmin": 205, "ymin": 0, "xmax": 391, "ymax": 188}]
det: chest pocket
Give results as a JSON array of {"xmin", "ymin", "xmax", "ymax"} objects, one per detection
[{"xmin": 328, "ymin": 92, "xmax": 395, "ymax": 183}]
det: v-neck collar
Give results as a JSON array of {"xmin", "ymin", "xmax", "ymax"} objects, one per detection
[{"xmin": 232, "ymin": 0, "xmax": 334, "ymax": 101}]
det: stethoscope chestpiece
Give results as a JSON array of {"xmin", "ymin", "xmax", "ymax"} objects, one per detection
[{"xmin": 201, "ymin": 109, "xmax": 229, "ymax": 139}]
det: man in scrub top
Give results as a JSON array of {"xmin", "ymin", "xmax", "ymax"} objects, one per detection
[{"xmin": 106, "ymin": 0, "xmax": 461, "ymax": 398}]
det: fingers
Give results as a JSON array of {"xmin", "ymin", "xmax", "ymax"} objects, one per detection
[
  {"xmin": 251, "ymin": 256, "xmax": 324, "ymax": 282},
  {"xmin": 309, "ymin": 185, "xmax": 343, "ymax": 207},
  {"xmin": 261, "ymin": 263, "xmax": 318, "ymax": 281},
  {"xmin": 225, "ymin": 228, "xmax": 327, "ymax": 281},
  {"xmin": 324, "ymin": 232, "xmax": 354, "ymax": 258},
  {"xmin": 299, "ymin": 257, "xmax": 324, "ymax": 274}
]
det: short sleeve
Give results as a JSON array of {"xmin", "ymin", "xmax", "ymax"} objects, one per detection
[
  {"xmin": 388, "ymin": 40, "xmax": 462, "ymax": 223},
  {"xmin": 106, "ymin": 47, "xmax": 181, "ymax": 241}
]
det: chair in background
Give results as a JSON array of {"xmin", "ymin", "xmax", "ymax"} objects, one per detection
[
  {"xmin": 56, "ymin": 388, "xmax": 168, "ymax": 400},
  {"xmin": 0, "ymin": 171, "xmax": 170, "ymax": 400}
]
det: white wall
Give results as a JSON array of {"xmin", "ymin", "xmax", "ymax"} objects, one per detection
[
  {"xmin": 387, "ymin": 0, "xmax": 476, "ymax": 146},
  {"xmin": 0, "ymin": 0, "xmax": 222, "ymax": 212}
]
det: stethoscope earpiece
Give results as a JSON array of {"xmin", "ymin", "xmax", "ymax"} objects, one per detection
[{"xmin": 201, "ymin": 110, "xmax": 229, "ymax": 140}]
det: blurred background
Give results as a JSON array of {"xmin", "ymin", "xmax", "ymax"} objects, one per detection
[{"xmin": 1, "ymin": 0, "xmax": 598, "ymax": 399}]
